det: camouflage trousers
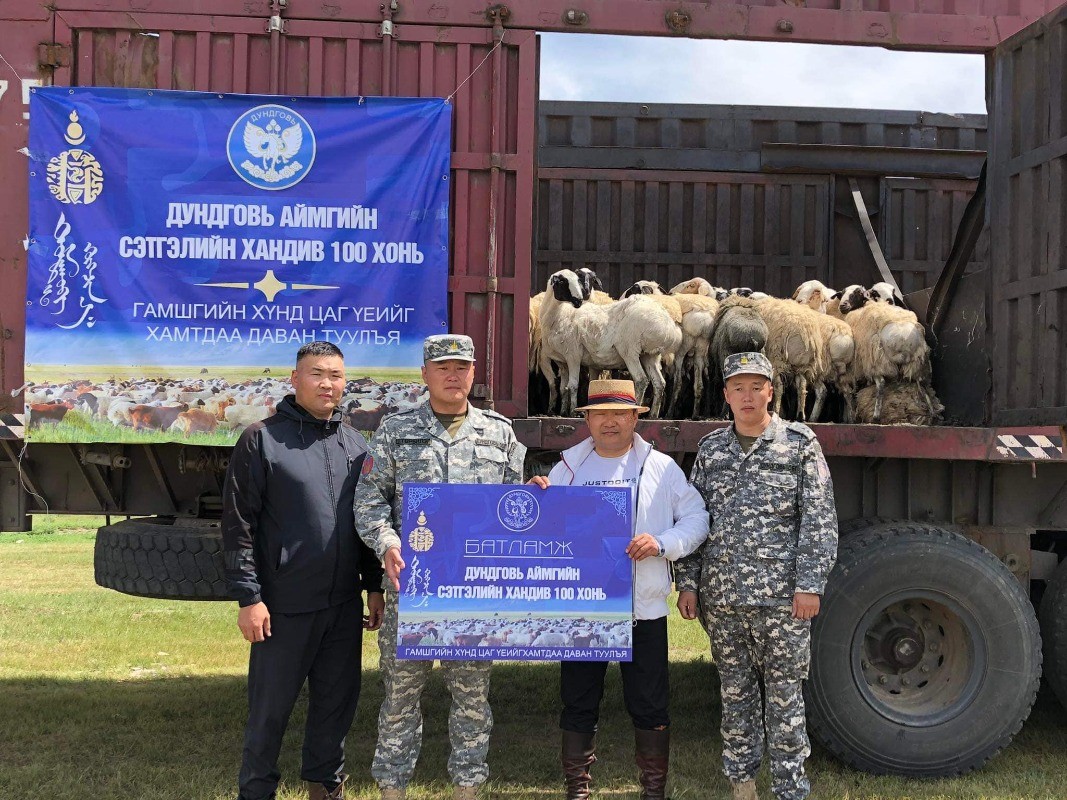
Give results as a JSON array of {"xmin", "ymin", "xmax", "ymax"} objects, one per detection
[
  {"xmin": 701, "ymin": 604, "xmax": 812, "ymax": 800},
  {"xmin": 372, "ymin": 592, "xmax": 493, "ymax": 789}
]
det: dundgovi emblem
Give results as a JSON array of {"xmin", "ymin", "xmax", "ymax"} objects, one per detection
[
  {"xmin": 47, "ymin": 111, "xmax": 104, "ymax": 205},
  {"xmin": 227, "ymin": 104, "xmax": 316, "ymax": 190},
  {"xmin": 498, "ymin": 489, "xmax": 540, "ymax": 532}
]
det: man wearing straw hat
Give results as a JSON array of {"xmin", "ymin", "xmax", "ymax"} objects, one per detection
[{"xmin": 529, "ymin": 378, "xmax": 709, "ymax": 800}]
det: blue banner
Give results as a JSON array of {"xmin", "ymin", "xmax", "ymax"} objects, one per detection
[
  {"xmin": 24, "ymin": 87, "xmax": 450, "ymax": 443},
  {"xmin": 398, "ymin": 484, "xmax": 634, "ymax": 662}
]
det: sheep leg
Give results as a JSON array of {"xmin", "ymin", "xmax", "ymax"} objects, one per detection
[
  {"xmin": 842, "ymin": 384, "xmax": 856, "ymax": 424},
  {"xmin": 772, "ymin": 374, "xmax": 785, "ymax": 417},
  {"xmin": 873, "ymin": 376, "xmax": 886, "ymax": 423},
  {"xmin": 692, "ymin": 349, "xmax": 708, "ymax": 421},
  {"xmin": 666, "ymin": 354, "xmax": 687, "ymax": 419},
  {"xmin": 795, "ymin": 374, "xmax": 808, "ymax": 422},
  {"xmin": 640, "ymin": 352, "xmax": 667, "ymax": 419},
  {"xmin": 563, "ymin": 356, "xmax": 582, "ymax": 417},
  {"xmin": 540, "ymin": 352, "xmax": 560, "ymax": 415},
  {"xmin": 810, "ymin": 382, "xmax": 828, "ymax": 423}
]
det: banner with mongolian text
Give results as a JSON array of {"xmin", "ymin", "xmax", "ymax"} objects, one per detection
[
  {"xmin": 398, "ymin": 483, "xmax": 635, "ymax": 662},
  {"xmin": 25, "ymin": 87, "xmax": 450, "ymax": 443}
]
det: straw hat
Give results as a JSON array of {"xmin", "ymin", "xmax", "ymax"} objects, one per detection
[{"xmin": 576, "ymin": 379, "xmax": 650, "ymax": 413}]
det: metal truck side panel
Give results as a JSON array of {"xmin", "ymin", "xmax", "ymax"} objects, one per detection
[{"xmin": 989, "ymin": 4, "xmax": 1067, "ymax": 426}]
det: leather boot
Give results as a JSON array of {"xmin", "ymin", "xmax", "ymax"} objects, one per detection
[
  {"xmin": 561, "ymin": 729, "xmax": 596, "ymax": 800},
  {"xmin": 307, "ymin": 774, "xmax": 346, "ymax": 800},
  {"xmin": 379, "ymin": 788, "xmax": 407, "ymax": 800},
  {"xmin": 634, "ymin": 728, "xmax": 669, "ymax": 800},
  {"xmin": 453, "ymin": 786, "xmax": 478, "ymax": 800},
  {"xmin": 730, "ymin": 780, "xmax": 758, "ymax": 800}
]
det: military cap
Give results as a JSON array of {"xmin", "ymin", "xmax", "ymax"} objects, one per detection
[
  {"xmin": 723, "ymin": 351, "xmax": 774, "ymax": 380},
  {"xmin": 423, "ymin": 333, "xmax": 476, "ymax": 362}
]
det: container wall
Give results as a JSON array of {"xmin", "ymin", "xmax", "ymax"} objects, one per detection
[
  {"xmin": 989, "ymin": 5, "xmax": 1067, "ymax": 426},
  {"xmin": 534, "ymin": 103, "xmax": 988, "ymax": 302},
  {"xmin": 0, "ymin": 3, "xmax": 52, "ymax": 411}
]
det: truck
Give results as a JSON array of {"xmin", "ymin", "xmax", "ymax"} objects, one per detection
[{"xmin": 2, "ymin": 0, "xmax": 1065, "ymax": 782}]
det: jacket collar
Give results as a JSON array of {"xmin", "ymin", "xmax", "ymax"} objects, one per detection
[
  {"xmin": 414, "ymin": 399, "xmax": 488, "ymax": 441},
  {"xmin": 276, "ymin": 394, "xmax": 342, "ymax": 426},
  {"xmin": 558, "ymin": 432, "xmax": 654, "ymax": 485}
]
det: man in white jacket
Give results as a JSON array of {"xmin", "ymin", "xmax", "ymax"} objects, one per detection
[{"xmin": 529, "ymin": 379, "xmax": 709, "ymax": 800}]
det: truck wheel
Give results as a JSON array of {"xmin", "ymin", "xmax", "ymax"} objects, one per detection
[
  {"xmin": 94, "ymin": 517, "xmax": 228, "ymax": 600},
  {"xmin": 1039, "ymin": 556, "xmax": 1067, "ymax": 713},
  {"xmin": 806, "ymin": 523, "xmax": 1041, "ymax": 776}
]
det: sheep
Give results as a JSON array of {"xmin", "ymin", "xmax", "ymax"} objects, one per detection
[
  {"xmin": 810, "ymin": 313, "xmax": 857, "ymax": 423},
  {"xmin": 854, "ymin": 381, "xmax": 943, "ymax": 425},
  {"xmin": 669, "ymin": 277, "xmax": 729, "ymax": 300},
  {"xmin": 792, "ymin": 280, "xmax": 836, "ymax": 313},
  {"xmin": 576, "ymin": 266, "xmax": 613, "ymax": 305},
  {"xmin": 836, "ymin": 284, "xmax": 871, "ymax": 316},
  {"xmin": 539, "ymin": 269, "xmax": 681, "ymax": 417},
  {"xmin": 752, "ymin": 297, "xmax": 827, "ymax": 421},
  {"xmin": 624, "ymin": 280, "xmax": 718, "ymax": 418},
  {"xmin": 706, "ymin": 295, "xmax": 769, "ymax": 417},
  {"xmin": 622, "ymin": 280, "xmax": 683, "ymax": 324},
  {"xmin": 869, "ymin": 281, "xmax": 907, "ymax": 307},
  {"xmin": 845, "ymin": 302, "xmax": 935, "ymax": 423}
]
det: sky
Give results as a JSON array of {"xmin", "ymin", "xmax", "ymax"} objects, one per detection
[{"xmin": 539, "ymin": 35, "xmax": 988, "ymax": 115}]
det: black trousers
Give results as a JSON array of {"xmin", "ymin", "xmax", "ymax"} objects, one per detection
[
  {"xmin": 238, "ymin": 596, "xmax": 364, "ymax": 800},
  {"xmin": 559, "ymin": 617, "xmax": 669, "ymax": 733}
]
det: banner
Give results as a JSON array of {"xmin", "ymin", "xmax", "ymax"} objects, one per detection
[
  {"xmin": 25, "ymin": 87, "xmax": 451, "ymax": 443},
  {"xmin": 398, "ymin": 483, "xmax": 635, "ymax": 662}
]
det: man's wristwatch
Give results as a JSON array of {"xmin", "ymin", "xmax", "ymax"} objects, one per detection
[{"xmin": 656, "ymin": 541, "xmax": 665, "ymax": 558}]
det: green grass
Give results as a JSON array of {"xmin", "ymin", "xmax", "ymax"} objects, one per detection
[
  {"xmin": 2, "ymin": 519, "xmax": 1067, "ymax": 798},
  {"xmin": 29, "ymin": 409, "xmax": 240, "ymax": 445}
]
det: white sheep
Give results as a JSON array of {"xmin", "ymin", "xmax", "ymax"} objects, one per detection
[
  {"xmin": 854, "ymin": 381, "xmax": 943, "ymax": 425},
  {"xmin": 845, "ymin": 302, "xmax": 935, "ymax": 423},
  {"xmin": 706, "ymin": 295, "xmax": 769, "ymax": 417},
  {"xmin": 810, "ymin": 313, "xmax": 857, "ymax": 423},
  {"xmin": 669, "ymin": 277, "xmax": 729, "ymax": 300},
  {"xmin": 869, "ymin": 282, "xmax": 907, "ymax": 307},
  {"xmin": 539, "ymin": 270, "xmax": 681, "ymax": 417},
  {"xmin": 792, "ymin": 280, "xmax": 836, "ymax": 313},
  {"xmin": 753, "ymin": 297, "xmax": 827, "ymax": 422},
  {"xmin": 624, "ymin": 280, "xmax": 718, "ymax": 418}
]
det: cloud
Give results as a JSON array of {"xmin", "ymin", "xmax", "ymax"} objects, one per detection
[{"xmin": 539, "ymin": 35, "xmax": 986, "ymax": 114}]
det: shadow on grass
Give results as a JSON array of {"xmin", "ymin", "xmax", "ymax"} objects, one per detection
[{"xmin": 2, "ymin": 660, "xmax": 1066, "ymax": 799}]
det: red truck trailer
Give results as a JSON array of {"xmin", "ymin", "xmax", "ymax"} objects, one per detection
[{"xmin": 1, "ymin": 0, "xmax": 1065, "ymax": 781}]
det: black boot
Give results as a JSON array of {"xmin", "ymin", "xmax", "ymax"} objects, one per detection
[
  {"xmin": 561, "ymin": 729, "xmax": 596, "ymax": 800},
  {"xmin": 634, "ymin": 728, "xmax": 669, "ymax": 800}
]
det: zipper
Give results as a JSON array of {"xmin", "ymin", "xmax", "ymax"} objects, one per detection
[
  {"xmin": 323, "ymin": 423, "xmax": 340, "ymax": 605},
  {"xmin": 631, "ymin": 447, "xmax": 649, "ymax": 627}
]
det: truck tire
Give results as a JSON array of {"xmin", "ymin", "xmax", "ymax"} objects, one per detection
[
  {"xmin": 806, "ymin": 523, "xmax": 1041, "ymax": 776},
  {"xmin": 94, "ymin": 517, "xmax": 228, "ymax": 600},
  {"xmin": 1039, "ymin": 556, "xmax": 1067, "ymax": 713}
]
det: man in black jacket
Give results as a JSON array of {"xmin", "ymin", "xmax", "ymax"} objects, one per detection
[{"xmin": 223, "ymin": 341, "xmax": 386, "ymax": 800}]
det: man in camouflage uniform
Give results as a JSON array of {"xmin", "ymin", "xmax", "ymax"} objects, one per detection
[
  {"xmin": 353, "ymin": 333, "xmax": 526, "ymax": 800},
  {"xmin": 676, "ymin": 352, "xmax": 838, "ymax": 800}
]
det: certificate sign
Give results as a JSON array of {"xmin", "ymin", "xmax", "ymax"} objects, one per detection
[{"xmin": 398, "ymin": 483, "xmax": 634, "ymax": 662}]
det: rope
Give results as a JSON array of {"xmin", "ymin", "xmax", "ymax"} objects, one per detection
[{"xmin": 446, "ymin": 30, "xmax": 506, "ymax": 104}]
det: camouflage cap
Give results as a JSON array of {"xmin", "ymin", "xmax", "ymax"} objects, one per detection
[
  {"xmin": 423, "ymin": 333, "xmax": 476, "ymax": 362},
  {"xmin": 723, "ymin": 351, "xmax": 774, "ymax": 380}
]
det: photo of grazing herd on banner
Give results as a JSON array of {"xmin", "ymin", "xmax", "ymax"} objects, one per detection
[{"xmin": 18, "ymin": 371, "xmax": 427, "ymax": 444}]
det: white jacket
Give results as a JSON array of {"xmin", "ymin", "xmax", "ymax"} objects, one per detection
[{"xmin": 547, "ymin": 433, "xmax": 709, "ymax": 620}]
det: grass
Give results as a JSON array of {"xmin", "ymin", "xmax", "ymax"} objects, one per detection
[{"xmin": 2, "ymin": 518, "xmax": 1067, "ymax": 798}]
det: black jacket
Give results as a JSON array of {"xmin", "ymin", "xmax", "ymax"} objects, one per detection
[{"xmin": 222, "ymin": 395, "xmax": 384, "ymax": 613}]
